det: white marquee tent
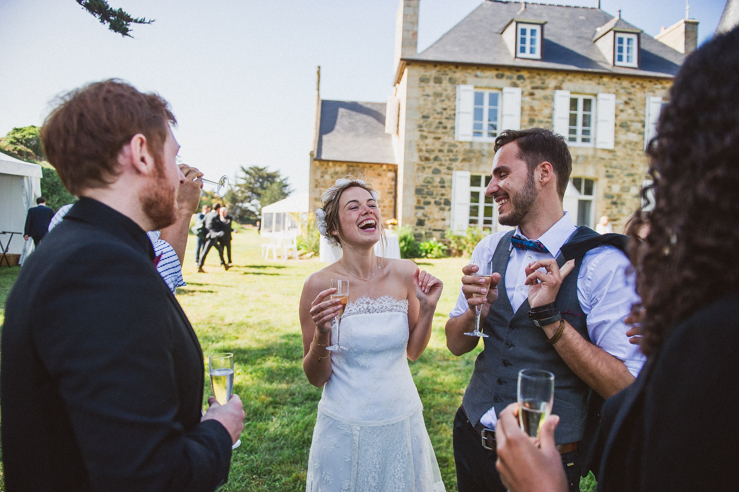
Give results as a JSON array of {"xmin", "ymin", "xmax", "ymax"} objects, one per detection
[
  {"xmin": 0, "ymin": 151, "xmax": 42, "ymax": 264},
  {"xmin": 260, "ymin": 193, "xmax": 309, "ymax": 236}
]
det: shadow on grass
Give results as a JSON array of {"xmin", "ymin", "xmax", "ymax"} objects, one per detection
[
  {"xmin": 242, "ymin": 264, "xmax": 287, "ymax": 270},
  {"xmin": 185, "ymin": 282, "xmax": 229, "ymax": 287},
  {"xmin": 177, "ymin": 288, "xmax": 216, "ymax": 295}
]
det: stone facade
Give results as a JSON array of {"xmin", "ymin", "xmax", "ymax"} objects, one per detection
[
  {"xmin": 397, "ymin": 63, "xmax": 673, "ymax": 237},
  {"xmin": 309, "ymin": 156, "xmax": 397, "ymax": 222}
]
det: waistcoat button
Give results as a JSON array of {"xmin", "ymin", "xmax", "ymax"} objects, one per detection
[
  {"xmin": 504, "ymin": 341, "xmax": 514, "ymax": 348},
  {"xmin": 493, "ymin": 396, "xmax": 503, "ymax": 403},
  {"xmin": 502, "ymin": 359, "xmax": 512, "ymax": 367},
  {"xmin": 496, "ymin": 377, "xmax": 506, "ymax": 385}
]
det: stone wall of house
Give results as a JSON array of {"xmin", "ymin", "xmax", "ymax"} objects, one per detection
[
  {"xmin": 308, "ymin": 157, "xmax": 397, "ymax": 221},
  {"xmin": 398, "ymin": 63, "xmax": 673, "ymax": 237}
]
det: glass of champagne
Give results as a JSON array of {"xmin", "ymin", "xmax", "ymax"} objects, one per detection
[
  {"xmin": 201, "ymin": 175, "xmax": 230, "ymax": 198},
  {"xmin": 325, "ymin": 279, "xmax": 349, "ymax": 352},
  {"xmin": 517, "ymin": 369, "xmax": 555, "ymax": 438},
  {"xmin": 464, "ymin": 259, "xmax": 493, "ymax": 337},
  {"xmin": 209, "ymin": 352, "xmax": 241, "ymax": 449}
]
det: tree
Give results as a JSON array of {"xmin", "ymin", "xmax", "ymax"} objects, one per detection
[
  {"xmin": 76, "ymin": 0, "xmax": 153, "ymax": 37},
  {"xmin": 228, "ymin": 166, "xmax": 292, "ymax": 224}
]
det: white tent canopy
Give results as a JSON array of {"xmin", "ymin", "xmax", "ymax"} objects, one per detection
[
  {"xmin": 0, "ymin": 151, "xmax": 43, "ymax": 262},
  {"xmin": 260, "ymin": 193, "xmax": 308, "ymax": 236}
]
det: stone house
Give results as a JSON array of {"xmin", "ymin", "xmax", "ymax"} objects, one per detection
[{"xmin": 309, "ymin": 0, "xmax": 697, "ymax": 238}]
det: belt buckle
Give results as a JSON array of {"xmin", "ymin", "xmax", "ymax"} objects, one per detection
[{"xmin": 480, "ymin": 428, "xmax": 495, "ymax": 451}]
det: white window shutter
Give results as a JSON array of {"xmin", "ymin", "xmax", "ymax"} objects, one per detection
[
  {"xmin": 552, "ymin": 90, "xmax": 570, "ymax": 137},
  {"xmin": 596, "ymin": 93, "xmax": 616, "ymax": 149},
  {"xmin": 450, "ymin": 171, "xmax": 471, "ymax": 233},
  {"xmin": 455, "ymin": 85, "xmax": 474, "ymax": 141},
  {"xmin": 385, "ymin": 96, "xmax": 400, "ymax": 135},
  {"xmin": 501, "ymin": 87, "xmax": 522, "ymax": 131},
  {"xmin": 644, "ymin": 96, "xmax": 662, "ymax": 150}
]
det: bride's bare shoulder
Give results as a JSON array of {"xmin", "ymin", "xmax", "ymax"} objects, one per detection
[
  {"xmin": 304, "ymin": 263, "xmax": 341, "ymax": 291},
  {"xmin": 383, "ymin": 258, "xmax": 418, "ymax": 278}
]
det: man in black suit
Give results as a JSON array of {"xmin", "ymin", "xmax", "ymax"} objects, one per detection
[
  {"xmin": 23, "ymin": 196, "xmax": 54, "ymax": 246},
  {"xmin": 198, "ymin": 203, "xmax": 229, "ymax": 272},
  {"xmin": 1, "ymin": 80, "xmax": 245, "ymax": 491}
]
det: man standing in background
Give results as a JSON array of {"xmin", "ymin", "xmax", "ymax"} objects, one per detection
[
  {"xmin": 192, "ymin": 204, "xmax": 210, "ymax": 265},
  {"xmin": 23, "ymin": 196, "xmax": 54, "ymax": 246},
  {"xmin": 218, "ymin": 205, "xmax": 234, "ymax": 268}
]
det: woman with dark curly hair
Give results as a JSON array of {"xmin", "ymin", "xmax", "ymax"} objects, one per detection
[{"xmin": 491, "ymin": 26, "xmax": 739, "ymax": 492}]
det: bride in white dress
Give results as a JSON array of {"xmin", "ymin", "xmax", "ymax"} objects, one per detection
[{"xmin": 300, "ymin": 178, "xmax": 446, "ymax": 492}]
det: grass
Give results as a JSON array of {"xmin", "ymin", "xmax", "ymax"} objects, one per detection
[{"xmin": 0, "ymin": 229, "xmax": 596, "ymax": 491}]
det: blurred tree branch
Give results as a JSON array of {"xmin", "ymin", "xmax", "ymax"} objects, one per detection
[{"xmin": 76, "ymin": 0, "xmax": 153, "ymax": 37}]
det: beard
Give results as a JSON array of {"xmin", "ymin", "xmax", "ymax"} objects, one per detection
[
  {"xmin": 498, "ymin": 173, "xmax": 537, "ymax": 226},
  {"xmin": 139, "ymin": 156, "xmax": 178, "ymax": 230}
]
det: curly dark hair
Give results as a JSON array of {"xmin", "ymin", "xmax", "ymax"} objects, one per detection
[{"xmin": 629, "ymin": 26, "xmax": 739, "ymax": 357}]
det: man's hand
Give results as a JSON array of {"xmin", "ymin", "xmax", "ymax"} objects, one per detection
[
  {"xmin": 23, "ymin": 235, "xmax": 28, "ymax": 241},
  {"xmin": 176, "ymin": 164, "xmax": 203, "ymax": 216},
  {"xmin": 202, "ymin": 394, "xmax": 245, "ymax": 445},
  {"xmin": 524, "ymin": 259, "xmax": 575, "ymax": 309},
  {"xmin": 495, "ymin": 403, "xmax": 568, "ymax": 492},
  {"xmin": 461, "ymin": 263, "xmax": 501, "ymax": 320}
]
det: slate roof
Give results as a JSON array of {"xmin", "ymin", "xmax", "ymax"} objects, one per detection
[
  {"xmin": 314, "ymin": 100, "xmax": 396, "ymax": 165},
  {"xmin": 404, "ymin": 0, "xmax": 685, "ymax": 78}
]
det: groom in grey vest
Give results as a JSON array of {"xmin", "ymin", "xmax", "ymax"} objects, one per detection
[{"xmin": 445, "ymin": 128, "xmax": 645, "ymax": 492}]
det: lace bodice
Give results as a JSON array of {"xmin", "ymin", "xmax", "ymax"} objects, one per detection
[
  {"xmin": 320, "ymin": 296, "xmax": 422, "ymax": 422},
  {"xmin": 342, "ymin": 295, "xmax": 408, "ymax": 318}
]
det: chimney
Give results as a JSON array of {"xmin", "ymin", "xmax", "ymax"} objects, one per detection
[
  {"xmin": 312, "ymin": 66, "xmax": 322, "ymax": 155},
  {"xmin": 655, "ymin": 18, "xmax": 699, "ymax": 54},
  {"xmin": 393, "ymin": 0, "xmax": 419, "ymax": 82}
]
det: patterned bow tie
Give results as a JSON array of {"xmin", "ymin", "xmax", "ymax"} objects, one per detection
[{"xmin": 511, "ymin": 235, "xmax": 549, "ymax": 254}]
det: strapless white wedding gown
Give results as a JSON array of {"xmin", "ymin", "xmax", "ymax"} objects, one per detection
[{"xmin": 306, "ymin": 296, "xmax": 445, "ymax": 492}]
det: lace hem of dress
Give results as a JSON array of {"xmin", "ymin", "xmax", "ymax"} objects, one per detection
[{"xmin": 342, "ymin": 296, "xmax": 409, "ymax": 318}]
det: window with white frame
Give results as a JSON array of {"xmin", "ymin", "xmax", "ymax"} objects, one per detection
[
  {"xmin": 517, "ymin": 24, "xmax": 541, "ymax": 59},
  {"xmin": 469, "ymin": 174, "xmax": 495, "ymax": 231},
  {"xmin": 473, "ymin": 90, "xmax": 501, "ymax": 141},
  {"xmin": 568, "ymin": 95, "xmax": 595, "ymax": 146},
  {"xmin": 615, "ymin": 33, "xmax": 638, "ymax": 67},
  {"xmin": 571, "ymin": 177, "xmax": 595, "ymax": 227}
]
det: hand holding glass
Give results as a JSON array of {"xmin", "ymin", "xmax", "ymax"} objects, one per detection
[
  {"xmin": 209, "ymin": 352, "xmax": 241, "ymax": 449},
  {"xmin": 325, "ymin": 279, "xmax": 349, "ymax": 352},
  {"xmin": 464, "ymin": 259, "xmax": 493, "ymax": 337},
  {"xmin": 517, "ymin": 369, "xmax": 555, "ymax": 438}
]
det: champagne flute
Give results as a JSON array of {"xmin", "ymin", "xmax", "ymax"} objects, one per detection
[
  {"xmin": 464, "ymin": 259, "xmax": 493, "ymax": 337},
  {"xmin": 201, "ymin": 175, "xmax": 230, "ymax": 198},
  {"xmin": 517, "ymin": 369, "xmax": 555, "ymax": 438},
  {"xmin": 209, "ymin": 352, "xmax": 241, "ymax": 449},
  {"xmin": 325, "ymin": 279, "xmax": 349, "ymax": 352}
]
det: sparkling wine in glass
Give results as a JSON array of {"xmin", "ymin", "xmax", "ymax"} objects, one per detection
[
  {"xmin": 209, "ymin": 352, "xmax": 241, "ymax": 449},
  {"xmin": 517, "ymin": 369, "xmax": 555, "ymax": 438},
  {"xmin": 464, "ymin": 259, "xmax": 493, "ymax": 337},
  {"xmin": 326, "ymin": 279, "xmax": 349, "ymax": 352}
]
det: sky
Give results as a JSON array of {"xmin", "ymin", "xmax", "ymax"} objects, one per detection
[{"xmin": 0, "ymin": 0, "xmax": 725, "ymax": 196}]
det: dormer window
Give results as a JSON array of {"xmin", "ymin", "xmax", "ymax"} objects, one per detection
[
  {"xmin": 615, "ymin": 33, "xmax": 638, "ymax": 67},
  {"xmin": 517, "ymin": 24, "xmax": 541, "ymax": 59}
]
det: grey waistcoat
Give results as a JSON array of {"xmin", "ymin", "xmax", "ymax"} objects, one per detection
[{"xmin": 461, "ymin": 228, "xmax": 593, "ymax": 444}]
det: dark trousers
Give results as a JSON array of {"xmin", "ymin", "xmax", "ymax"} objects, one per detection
[
  {"xmin": 219, "ymin": 239, "xmax": 231, "ymax": 264},
  {"xmin": 453, "ymin": 406, "xmax": 581, "ymax": 492},
  {"xmin": 199, "ymin": 238, "xmax": 225, "ymax": 267},
  {"xmin": 195, "ymin": 236, "xmax": 206, "ymax": 263}
]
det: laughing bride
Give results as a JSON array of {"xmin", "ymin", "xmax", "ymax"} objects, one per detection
[{"xmin": 299, "ymin": 177, "xmax": 446, "ymax": 492}]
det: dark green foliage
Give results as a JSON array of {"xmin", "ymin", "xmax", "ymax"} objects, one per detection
[
  {"xmin": 445, "ymin": 228, "xmax": 491, "ymax": 257},
  {"xmin": 0, "ymin": 126, "xmax": 44, "ymax": 161},
  {"xmin": 76, "ymin": 0, "xmax": 153, "ymax": 37},
  {"xmin": 397, "ymin": 226, "xmax": 422, "ymax": 258},
  {"xmin": 229, "ymin": 166, "xmax": 292, "ymax": 225},
  {"xmin": 41, "ymin": 166, "xmax": 76, "ymax": 211},
  {"xmin": 296, "ymin": 217, "xmax": 320, "ymax": 257},
  {"xmin": 419, "ymin": 237, "xmax": 448, "ymax": 259}
]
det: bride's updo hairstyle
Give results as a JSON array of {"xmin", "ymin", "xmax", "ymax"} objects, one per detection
[{"xmin": 316, "ymin": 176, "xmax": 382, "ymax": 248}]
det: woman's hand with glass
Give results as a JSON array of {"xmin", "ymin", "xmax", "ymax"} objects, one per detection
[{"xmin": 309, "ymin": 287, "xmax": 345, "ymax": 335}]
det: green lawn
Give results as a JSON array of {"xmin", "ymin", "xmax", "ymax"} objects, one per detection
[{"xmin": 0, "ymin": 229, "xmax": 595, "ymax": 491}]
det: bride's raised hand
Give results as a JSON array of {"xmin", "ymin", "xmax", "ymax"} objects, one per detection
[
  {"xmin": 413, "ymin": 268, "xmax": 443, "ymax": 308},
  {"xmin": 309, "ymin": 288, "xmax": 342, "ymax": 334}
]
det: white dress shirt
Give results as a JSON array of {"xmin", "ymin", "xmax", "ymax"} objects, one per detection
[{"xmin": 449, "ymin": 213, "xmax": 645, "ymax": 428}]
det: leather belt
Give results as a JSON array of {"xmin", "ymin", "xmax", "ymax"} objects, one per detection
[{"xmin": 461, "ymin": 406, "xmax": 579, "ymax": 454}]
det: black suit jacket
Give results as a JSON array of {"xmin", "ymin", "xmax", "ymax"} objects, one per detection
[
  {"xmin": 1, "ymin": 198, "xmax": 232, "ymax": 491},
  {"xmin": 597, "ymin": 292, "xmax": 739, "ymax": 491},
  {"xmin": 23, "ymin": 204, "xmax": 54, "ymax": 239},
  {"xmin": 204, "ymin": 211, "xmax": 224, "ymax": 240}
]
